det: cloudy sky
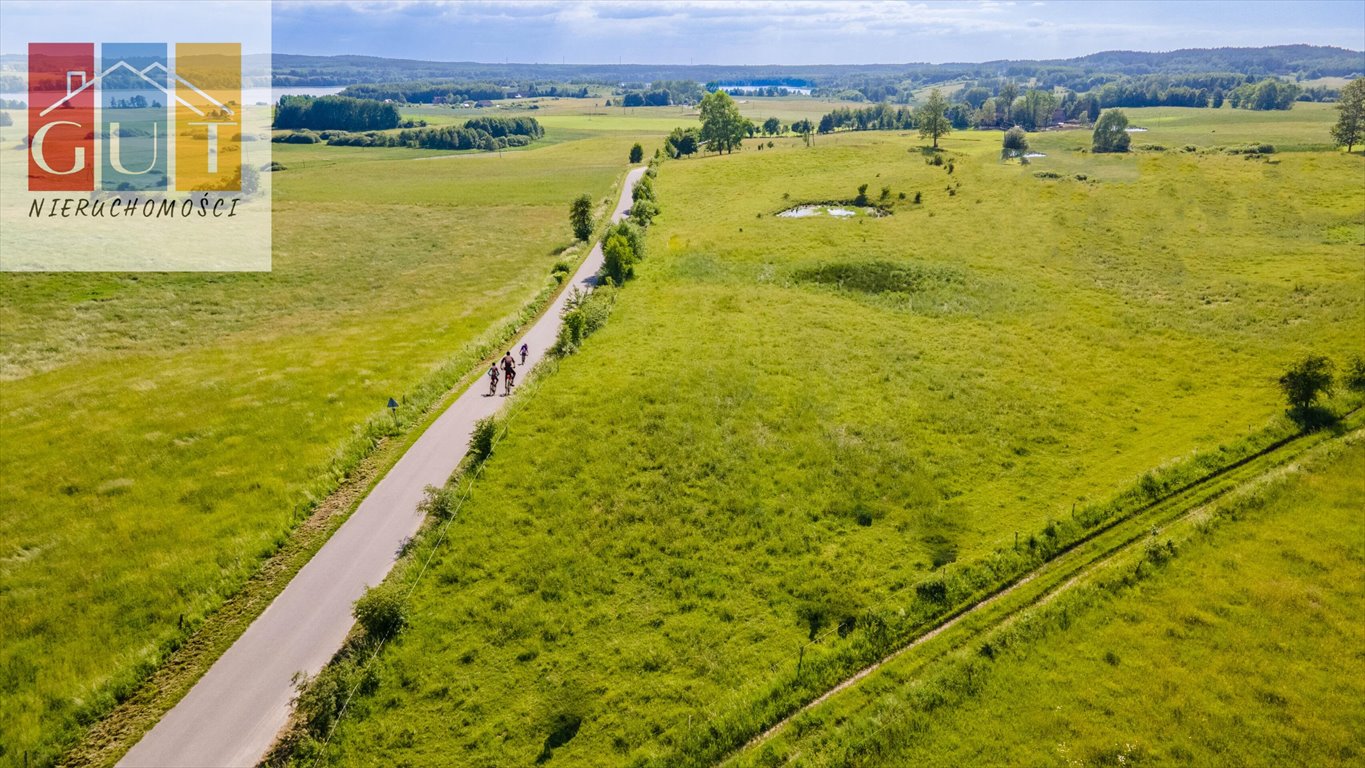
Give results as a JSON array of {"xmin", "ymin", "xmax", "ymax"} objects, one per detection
[
  {"xmin": 0, "ymin": 1, "xmax": 1360, "ymax": 65},
  {"xmin": 271, "ymin": 0, "xmax": 1365, "ymax": 64}
]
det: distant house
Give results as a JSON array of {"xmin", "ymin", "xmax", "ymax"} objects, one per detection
[{"xmin": 474, "ymin": 100, "xmax": 493, "ymax": 108}]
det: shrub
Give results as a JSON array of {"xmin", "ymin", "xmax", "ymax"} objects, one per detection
[
  {"xmin": 550, "ymin": 259, "xmax": 573, "ymax": 283},
  {"xmin": 879, "ymin": 186, "xmax": 891, "ymax": 201},
  {"xmin": 632, "ymin": 173, "xmax": 655, "ymax": 203},
  {"xmin": 290, "ymin": 656, "xmax": 377, "ymax": 740},
  {"xmin": 913, "ymin": 191, "xmax": 922, "ymax": 204},
  {"xmin": 470, "ymin": 416, "xmax": 499, "ymax": 462},
  {"xmin": 915, "ymin": 578, "xmax": 948, "ymax": 604},
  {"xmin": 551, "ymin": 285, "xmax": 618, "ymax": 356},
  {"xmin": 1278, "ymin": 355, "xmax": 1333, "ymax": 411},
  {"xmin": 854, "ymin": 183, "xmax": 870, "ymax": 206},
  {"xmin": 353, "ymin": 581, "xmax": 408, "ymax": 640},
  {"xmin": 1001, "ymin": 126, "xmax": 1029, "ymax": 160},
  {"xmin": 628, "ymin": 142, "xmax": 644, "ymax": 163},
  {"xmin": 629, "ymin": 198, "xmax": 659, "ymax": 228},
  {"xmin": 1344, "ymin": 356, "xmax": 1365, "ymax": 391},
  {"xmin": 272, "ymin": 130, "xmax": 320, "ymax": 144},
  {"xmin": 417, "ymin": 484, "xmax": 457, "ymax": 520}
]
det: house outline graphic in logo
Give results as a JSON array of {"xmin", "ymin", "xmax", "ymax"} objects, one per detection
[
  {"xmin": 28, "ymin": 42, "xmax": 243, "ymax": 192},
  {"xmin": 39, "ymin": 59, "xmax": 234, "ymax": 119}
]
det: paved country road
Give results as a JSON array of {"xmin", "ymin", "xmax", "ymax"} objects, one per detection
[{"xmin": 119, "ymin": 166, "xmax": 646, "ymax": 768}]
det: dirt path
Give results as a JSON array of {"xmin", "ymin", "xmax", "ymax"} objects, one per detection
[{"xmin": 117, "ymin": 167, "xmax": 645, "ymax": 768}]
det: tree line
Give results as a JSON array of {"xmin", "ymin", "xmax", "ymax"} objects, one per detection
[
  {"xmin": 276, "ymin": 116, "xmax": 544, "ymax": 151},
  {"xmin": 274, "ymin": 95, "xmax": 403, "ymax": 131},
  {"xmin": 340, "ymin": 80, "xmax": 589, "ymax": 104}
]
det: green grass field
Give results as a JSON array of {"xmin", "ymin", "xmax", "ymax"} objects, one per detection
[
  {"xmin": 299, "ymin": 106, "xmax": 1364, "ymax": 765},
  {"xmin": 743, "ymin": 436, "xmax": 1365, "ymax": 767},
  {"xmin": 0, "ymin": 118, "xmax": 661, "ymax": 764}
]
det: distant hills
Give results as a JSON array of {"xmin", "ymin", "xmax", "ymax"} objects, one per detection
[{"xmin": 270, "ymin": 45, "xmax": 1364, "ymax": 87}]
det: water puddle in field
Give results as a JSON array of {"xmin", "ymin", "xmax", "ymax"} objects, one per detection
[
  {"xmin": 777, "ymin": 205, "xmax": 884, "ymax": 218},
  {"xmin": 1023, "ymin": 152, "xmax": 1047, "ymax": 158}
]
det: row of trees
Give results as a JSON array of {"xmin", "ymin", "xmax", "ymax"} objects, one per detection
[
  {"xmin": 274, "ymin": 95, "xmax": 402, "ymax": 131},
  {"xmin": 285, "ymin": 116, "xmax": 544, "ymax": 151},
  {"xmin": 340, "ymin": 81, "xmax": 589, "ymax": 104},
  {"xmin": 620, "ymin": 90, "xmax": 672, "ymax": 107},
  {"xmin": 1225, "ymin": 78, "xmax": 1301, "ymax": 110}
]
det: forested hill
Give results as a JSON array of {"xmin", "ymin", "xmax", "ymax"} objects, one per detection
[
  {"xmin": 271, "ymin": 45, "xmax": 1363, "ymax": 87},
  {"xmin": 1032, "ymin": 44, "xmax": 1365, "ymax": 76}
]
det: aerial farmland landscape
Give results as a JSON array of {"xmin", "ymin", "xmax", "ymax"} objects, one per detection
[{"xmin": 0, "ymin": 2, "xmax": 1362, "ymax": 767}]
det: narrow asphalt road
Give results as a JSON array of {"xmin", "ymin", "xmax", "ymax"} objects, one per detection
[{"xmin": 119, "ymin": 167, "xmax": 646, "ymax": 768}]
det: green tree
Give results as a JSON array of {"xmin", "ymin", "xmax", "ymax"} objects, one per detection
[
  {"xmin": 1278, "ymin": 355, "xmax": 1334, "ymax": 413},
  {"xmin": 628, "ymin": 142, "xmax": 644, "ymax": 163},
  {"xmin": 1001, "ymin": 125, "xmax": 1029, "ymax": 159},
  {"xmin": 664, "ymin": 126, "xmax": 699, "ymax": 158},
  {"xmin": 1019, "ymin": 89, "xmax": 1058, "ymax": 131},
  {"xmin": 1092, "ymin": 109, "xmax": 1131, "ymax": 153},
  {"xmin": 1331, "ymin": 77, "xmax": 1365, "ymax": 153},
  {"xmin": 602, "ymin": 233, "xmax": 635, "ymax": 284},
  {"xmin": 998, "ymin": 82, "xmax": 1020, "ymax": 122},
  {"xmin": 917, "ymin": 88, "xmax": 951, "ymax": 149},
  {"xmin": 762, "ymin": 116, "xmax": 782, "ymax": 135},
  {"xmin": 699, "ymin": 90, "xmax": 746, "ymax": 154},
  {"xmin": 569, "ymin": 194, "xmax": 593, "ymax": 241}
]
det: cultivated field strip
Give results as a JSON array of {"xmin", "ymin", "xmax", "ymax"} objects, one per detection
[{"xmin": 730, "ymin": 414, "xmax": 1363, "ymax": 761}]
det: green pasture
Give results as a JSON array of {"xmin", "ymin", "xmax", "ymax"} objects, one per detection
[
  {"xmin": 308, "ymin": 106, "xmax": 1364, "ymax": 765},
  {"xmin": 753, "ymin": 437, "xmax": 1365, "ymax": 766},
  {"xmin": 0, "ymin": 121, "xmax": 653, "ymax": 764}
]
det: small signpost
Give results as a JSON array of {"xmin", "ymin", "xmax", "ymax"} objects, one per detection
[{"xmin": 387, "ymin": 397, "xmax": 399, "ymax": 419}]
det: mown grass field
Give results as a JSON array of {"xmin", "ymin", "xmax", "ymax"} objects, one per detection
[
  {"xmin": 744, "ymin": 436, "xmax": 1365, "ymax": 767},
  {"xmin": 305, "ymin": 106, "xmax": 1364, "ymax": 764},
  {"xmin": 0, "ymin": 116, "xmax": 659, "ymax": 764}
]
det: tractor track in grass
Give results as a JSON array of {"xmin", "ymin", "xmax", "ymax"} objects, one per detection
[{"xmin": 729, "ymin": 411, "xmax": 1363, "ymax": 762}]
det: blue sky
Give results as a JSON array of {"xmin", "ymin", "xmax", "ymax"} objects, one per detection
[
  {"xmin": 1, "ymin": 1, "xmax": 1361, "ymax": 65},
  {"xmin": 270, "ymin": 0, "xmax": 1365, "ymax": 64}
]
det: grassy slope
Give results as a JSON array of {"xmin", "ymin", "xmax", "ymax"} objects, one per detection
[
  {"xmin": 767, "ymin": 438, "xmax": 1365, "ymax": 767},
  {"xmin": 314, "ymin": 107, "xmax": 1363, "ymax": 764},
  {"xmin": 0, "ymin": 123, "xmax": 658, "ymax": 763}
]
